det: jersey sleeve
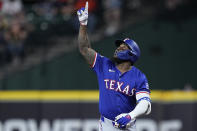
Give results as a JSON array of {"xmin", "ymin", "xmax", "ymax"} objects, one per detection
[
  {"xmin": 135, "ymin": 74, "xmax": 151, "ymax": 103},
  {"xmin": 91, "ymin": 53, "xmax": 106, "ymax": 74}
]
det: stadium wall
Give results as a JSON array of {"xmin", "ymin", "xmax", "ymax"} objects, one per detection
[{"xmin": 0, "ymin": 17, "xmax": 197, "ymax": 90}]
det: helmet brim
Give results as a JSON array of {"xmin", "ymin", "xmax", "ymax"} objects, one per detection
[{"xmin": 115, "ymin": 40, "xmax": 125, "ymax": 47}]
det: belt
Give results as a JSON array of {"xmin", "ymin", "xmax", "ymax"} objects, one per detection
[{"xmin": 101, "ymin": 115, "xmax": 136, "ymax": 127}]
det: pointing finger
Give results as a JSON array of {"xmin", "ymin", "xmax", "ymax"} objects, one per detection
[{"xmin": 85, "ymin": 1, "xmax": 88, "ymax": 12}]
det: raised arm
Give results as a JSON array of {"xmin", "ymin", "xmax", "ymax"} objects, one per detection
[
  {"xmin": 77, "ymin": 2, "xmax": 96, "ymax": 66},
  {"xmin": 78, "ymin": 25, "xmax": 96, "ymax": 66}
]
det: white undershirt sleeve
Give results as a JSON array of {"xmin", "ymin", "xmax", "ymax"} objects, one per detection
[{"xmin": 129, "ymin": 92, "xmax": 151, "ymax": 119}]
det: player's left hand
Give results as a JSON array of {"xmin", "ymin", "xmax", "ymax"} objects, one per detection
[
  {"xmin": 115, "ymin": 113, "xmax": 135, "ymax": 129},
  {"xmin": 77, "ymin": 1, "xmax": 88, "ymax": 25}
]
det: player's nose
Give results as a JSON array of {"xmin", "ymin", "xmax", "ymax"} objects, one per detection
[{"xmin": 119, "ymin": 43, "xmax": 125, "ymax": 47}]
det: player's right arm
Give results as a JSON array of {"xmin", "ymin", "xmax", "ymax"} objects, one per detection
[{"xmin": 77, "ymin": 1, "xmax": 97, "ymax": 66}]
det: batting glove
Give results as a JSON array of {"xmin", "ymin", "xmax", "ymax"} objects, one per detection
[
  {"xmin": 77, "ymin": 1, "xmax": 88, "ymax": 25},
  {"xmin": 115, "ymin": 113, "xmax": 136, "ymax": 129}
]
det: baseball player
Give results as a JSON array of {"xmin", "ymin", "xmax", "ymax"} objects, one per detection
[{"xmin": 77, "ymin": 2, "xmax": 151, "ymax": 131}]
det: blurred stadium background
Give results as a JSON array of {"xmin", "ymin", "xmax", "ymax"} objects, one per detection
[{"xmin": 0, "ymin": 0, "xmax": 197, "ymax": 131}]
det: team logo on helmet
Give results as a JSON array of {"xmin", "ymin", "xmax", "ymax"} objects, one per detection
[{"xmin": 124, "ymin": 38, "xmax": 130, "ymax": 42}]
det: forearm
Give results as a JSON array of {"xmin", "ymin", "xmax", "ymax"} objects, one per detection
[
  {"xmin": 78, "ymin": 25, "xmax": 91, "ymax": 54},
  {"xmin": 78, "ymin": 25, "xmax": 96, "ymax": 66},
  {"xmin": 129, "ymin": 100, "xmax": 151, "ymax": 119}
]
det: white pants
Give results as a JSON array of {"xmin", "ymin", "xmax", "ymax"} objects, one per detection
[{"xmin": 99, "ymin": 116, "xmax": 137, "ymax": 131}]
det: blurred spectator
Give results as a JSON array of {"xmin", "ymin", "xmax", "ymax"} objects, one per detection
[
  {"xmin": 0, "ymin": 14, "xmax": 8, "ymax": 66},
  {"xmin": 102, "ymin": 0, "xmax": 122, "ymax": 36},
  {"xmin": 46, "ymin": 0, "xmax": 76, "ymax": 36},
  {"xmin": 154, "ymin": 0, "xmax": 192, "ymax": 30},
  {"xmin": 16, "ymin": 11, "xmax": 29, "ymax": 26},
  {"xmin": 0, "ymin": 14, "xmax": 8, "ymax": 31},
  {"xmin": 1, "ymin": 0, "xmax": 23, "ymax": 16},
  {"xmin": 0, "ymin": 0, "xmax": 2, "ymax": 10},
  {"xmin": 51, "ymin": 0, "xmax": 98, "ymax": 35},
  {"xmin": 58, "ymin": 0, "xmax": 75, "ymax": 20},
  {"xmin": 32, "ymin": 0, "xmax": 57, "ymax": 21},
  {"xmin": 164, "ymin": 0, "xmax": 183, "ymax": 11},
  {"xmin": 0, "ymin": 32, "xmax": 6, "ymax": 66},
  {"xmin": 126, "ymin": 0, "xmax": 142, "ymax": 10},
  {"xmin": 4, "ymin": 20, "xmax": 27, "ymax": 65}
]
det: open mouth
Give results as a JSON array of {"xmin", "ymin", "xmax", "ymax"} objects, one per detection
[{"xmin": 114, "ymin": 50, "xmax": 119, "ymax": 55}]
